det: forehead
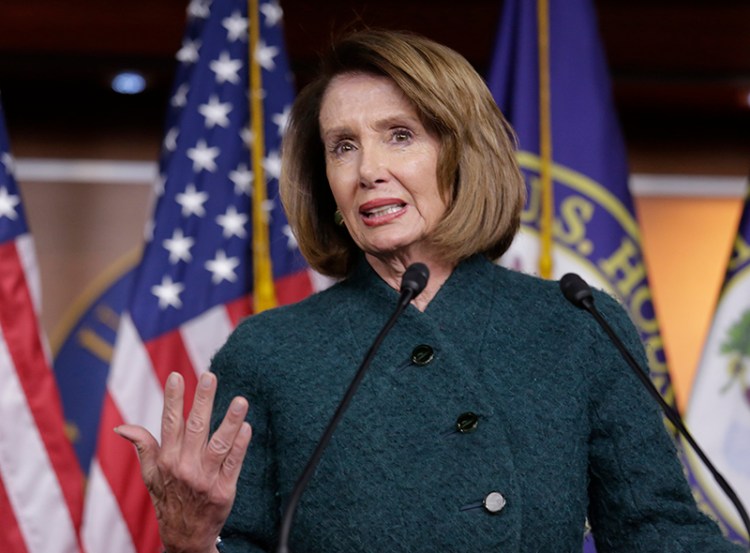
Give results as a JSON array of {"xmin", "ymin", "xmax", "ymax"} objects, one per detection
[{"xmin": 319, "ymin": 73, "xmax": 417, "ymax": 126}]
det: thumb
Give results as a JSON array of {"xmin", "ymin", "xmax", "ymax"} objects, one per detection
[{"xmin": 114, "ymin": 424, "xmax": 160, "ymax": 480}]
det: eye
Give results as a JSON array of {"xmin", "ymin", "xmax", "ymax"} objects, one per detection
[
  {"xmin": 392, "ymin": 128, "xmax": 413, "ymax": 143},
  {"xmin": 330, "ymin": 140, "xmax": 356, "ymax": 156}
]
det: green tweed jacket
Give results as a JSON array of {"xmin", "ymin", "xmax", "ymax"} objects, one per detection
[{"xmin": 210, "ymin": 255, "xmax": 741, "ymax": 552}]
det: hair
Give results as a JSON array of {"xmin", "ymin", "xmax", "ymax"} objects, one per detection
[{"xmin": 280, "ymin": 29, "xmax": 525, "ymax": 278}]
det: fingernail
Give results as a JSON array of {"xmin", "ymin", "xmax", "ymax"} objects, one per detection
[
  {"xmin": 167, "ymin": 372, "xmax": 179, "ymax": 389},
  {"xmin": 113, "ymin": 426, "xmax": 121, "ymax": 435},
  {"xmin": 200, "ymin": 373, "xmax": 212, "ymax": 388},
  {"xmin": 231, "ymin": 398, "xmax": 245, "ymax": 413}
]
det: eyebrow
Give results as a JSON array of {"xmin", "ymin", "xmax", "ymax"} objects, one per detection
[{"xmin": 320, "ymin": 114, "xmax": 423, "ymax": 142}]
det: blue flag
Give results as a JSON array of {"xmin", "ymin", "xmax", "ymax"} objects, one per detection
[
  {"xmin": 487, "ymin": 1, "xmax": 671, "ymax": 549},
  {"xmin": 685, "ymin": 199, "xmax": 750, "ymax": 546}
]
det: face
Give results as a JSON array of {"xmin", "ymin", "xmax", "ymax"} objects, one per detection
[{"xmin": 319, "ymin": 73, "xmax": 447, "ymax": 263}]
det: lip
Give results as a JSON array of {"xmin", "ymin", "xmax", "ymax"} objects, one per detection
[{"xmin": 359, "ymin": 198, "xmax": 407, "ymax": 226}]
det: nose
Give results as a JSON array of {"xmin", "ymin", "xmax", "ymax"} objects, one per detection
[{"xmin": 358, "ymin": 144, "xmax": 388, "ymax": 188}]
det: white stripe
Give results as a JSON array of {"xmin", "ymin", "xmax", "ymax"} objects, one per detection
[
  {"xmin": 108, "ymin": 313, "xmax": 164, "ymax": 439},
  {"xmin": 0, "ymin": 333, "xmax": 79, "ymax": 553},
  {"xmin": 16, "ymin": 158, "xmax": 156, "ymax": 185},
  {"xmin": 15, "ymin": 235, "xmax": 42, "ymax": 316},
  {"xmin": 308, "ymin": 268, "xmax": 336, "ymax": 292},
  {"xmin": 180, "ymin": 305, "xmax": 233, "ymax": 377},
  {"xmin": 82, "ymin": 461, "xmax": 137, "ymax": 553},
  {"xmin": 630, "ymin": 174, "xmax": 748, "ymax": 198}
]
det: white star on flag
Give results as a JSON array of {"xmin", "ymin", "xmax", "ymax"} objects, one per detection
[
  {"xmin": 254, "ymin": 40, "xmax": 279, "ymax": 71},
  {"xmin": 216, "ymin": 205, "xmax": 249, "ymax": 238},
  {"xmin": 240, "ymin": 127, "xmax": 254, "ymax": 148},
  {"xmin": 210, "ymin": 51, "xmax": 243, "ymax": 84},
  {"xmin": 261, "ymin": 198, "xmax": 275, "ymax": 223},
  {"xmin": 163, "ymin": 228, "xmax": 196, "ymax": 263},
  {"xmin": 187, "ymin": 139, "xmax": 220, "ymax": 172},
  {"xmin": 176, "ymin": 183, "xmax": 209, "ymax": 217},
  {"xmin": 188, "ymin": 0, "xmax": 211, "ymax": 20},
  {"xmin": 263, "ymin": 149, "xmax": 282, "ymax": 180},
  {"xmin": 205, "ymin": 250, "xmax": 240, "ymax": 284},
  {"xmin": 0, "ymin": 186, "xmax": 20, "ymax": 220},
  {"xmin": 164, "ymin": 127, "xmax": 180, "ymax": 151},
  {"xmin": 282, "ymin": 224, "xmax": 298, "ymax": 250},
  {"xmin": 260, "ymin": 1, "xmax": 284, "ymax": 27},
  {"xmin": 151, "ymin": 275, "xmax": 185, "ymax": 309},
  {"xmin": 229, "ymin": 163, "xmax": 253, "ymax": 195},
  {"xmin": 222, "ymin": 11, "xmax": 248, "ymax": 42},
  {"xmin": 172, "ymin": 83, "xmax": 190, "ymax": 108},
  {"xmin": 153, "ymin": 174, "xmax": 166, "ymax": 197},
  {"xmin": 198, "ymin": 95, "xmax": 232, "ymax": 128},
  {"xmin": 2, "ymin": 151, "xmax": 15, "ymax": 174},
  {"xmin": 176, "ymin": 39, "xmax": 201, "ymax": 64},
  {"xmin": 272, "ymin": 105, "xmax": 291, "ymax": 136}
]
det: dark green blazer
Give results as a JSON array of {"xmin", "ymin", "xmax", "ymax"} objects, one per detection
[{"xmin": 211, "ymin": 256, "xmax": 741, "ymax": 552}]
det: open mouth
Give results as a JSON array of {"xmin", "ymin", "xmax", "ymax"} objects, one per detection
[{"xmin": 362, "ymin": 203, "xmax": 406, "ymax": 218}]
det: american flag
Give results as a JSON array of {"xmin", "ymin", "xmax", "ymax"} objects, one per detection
[
  {"xmin": 81, "ymin": 1, "xmax": 315, "ymax": 551},
  {"xmin": 0, "ymin": 101, "xmax": 85, "ymax": 552}
]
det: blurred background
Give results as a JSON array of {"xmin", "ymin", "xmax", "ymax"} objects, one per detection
[{"xmin": 1, "ymin": 0, "xmax": 749, "ymax": 407}]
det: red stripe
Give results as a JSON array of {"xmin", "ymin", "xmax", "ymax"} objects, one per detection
[
  {"xmin": 0, "ymin": 475, "xmax": 30, "ymax": 553},
  {"xmin": 275, "ymin": 270, "xmax": 313, "ymax": 306},
  {"xmin": 0, "ymin": 240, "xmax": 84, "ymax": 547},
  {"xmin": 96, "ymin": 393, "xmax": 161, "ymax": 553},
  {"xmin": 145, "ymin": 330, "xmax": 199, "ymax": 418},
  {"xmin": 225, "ymin": 295, "xmax": 252, "ymax": 327},
  {"xmin": 212, "ymin": 272, "xmax": 312, "ymax": 328}
]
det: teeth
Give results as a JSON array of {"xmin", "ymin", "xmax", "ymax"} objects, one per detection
[{"xmin": 365, "ymin": 204, "xmax": 403, "ymax": 217}]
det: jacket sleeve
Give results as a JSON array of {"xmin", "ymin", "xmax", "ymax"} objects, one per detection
[
  {"xmin": 210, "ymin": 321, "xmax": 279, "ymax": 553},
  {"xmin": 585, "ymin": 292, "xmax": 744, "ymax": 552}
]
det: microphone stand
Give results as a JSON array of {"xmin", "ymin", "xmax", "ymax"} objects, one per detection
[
  {"xmin": 275, "ymin": 263, "xmax": 429, "ymax": 553},
  {"xmin": 560, "ymin": 273, "xmax": 750, "ymax": 545}
]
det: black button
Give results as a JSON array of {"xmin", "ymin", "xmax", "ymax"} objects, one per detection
[
  {"xmin": 411, "ymin": 344, "xmax": 434, "ymax": 366},
  {"xmin": 456, "ymin": 412, "xmax": 479, "ymax": 433}
]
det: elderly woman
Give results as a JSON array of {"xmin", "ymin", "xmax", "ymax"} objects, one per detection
[{"xmin": 118, "ymin": 30, "xmax": 743, "ymax": 553}]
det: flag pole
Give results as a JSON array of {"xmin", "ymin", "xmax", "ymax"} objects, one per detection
[
  {"xmin": 537, "ymin": 0, "xmax": 553, "ymax": 278},
  {"xmin": 249, "ymin": 0, "xmax": 277, "ymax": 312}
]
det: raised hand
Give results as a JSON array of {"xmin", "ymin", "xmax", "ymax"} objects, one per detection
[{"xmin": 115, "ymin": 371, "xmax": 252, "ymax": 553}]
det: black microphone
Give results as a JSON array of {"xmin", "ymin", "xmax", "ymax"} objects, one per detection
[
  {"xmin": 276, "ymin": 263, "xmax": 430, "ymax": 553},
  {"xmin": 559, "ymin": 272, "xmax": 750, "ymax": 542}
]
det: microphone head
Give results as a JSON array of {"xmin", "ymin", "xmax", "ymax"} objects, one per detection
[
  {"xmin": 559, "ymin": 273, "xmax": 594, "ymax": 309},
  {"xmin": 400, "ymin": 263, "xmax": 430, "ymax": 299}
]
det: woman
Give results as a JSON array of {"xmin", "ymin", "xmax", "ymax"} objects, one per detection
[{"xmin": 117, "ymin": 30, "xmax": 744, "ymax": 552}]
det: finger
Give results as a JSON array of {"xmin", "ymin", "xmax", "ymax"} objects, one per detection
[
  {"xmin": 182, "ymin": 371, "xmax": 217, "ymax": 453},
  {"xmin": 160, "ymin": 372, "xmax": 185, "ymax": 453},
  {"xmin": 218, "ymin": 421, "xmax": 252, "ymax": 490},
  {"xmin": 203, "ymin": 396, "xmax": 249, "ymax": 474},
  {"xmin": 114, "ymin": 424, "xmax": 160, "ymax": 484}
]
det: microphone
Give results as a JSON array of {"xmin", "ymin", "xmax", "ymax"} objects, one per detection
[
  {"xmin": 559, "ymin": 273, "xmax": 750, "ymax": 541},
  {"xmin": 276, "ymin": 263, "xmax": 430, "ymax": 553},
  {"xmin": 397, "ymin": 262, "xmax": 430, "ymax": 306}
]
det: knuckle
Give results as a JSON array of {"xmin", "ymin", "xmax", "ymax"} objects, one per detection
[
  {"xmin": 207, "ymin": 435, "xmax": 232, "ymax": 456},
  {"xmin": 185, "ymin": 415, "xmax": 206, "ymax": 434},
  {"xmin": 222, "ymin": 454, "xmax": 240, "ymax": 472},
  {"xmin": 172, "ymin": 461, "xmax": 198, "ymax": 485},
  {"xmin": 161, "ymin": 409, "xmax": 180, "ymax": 430}
]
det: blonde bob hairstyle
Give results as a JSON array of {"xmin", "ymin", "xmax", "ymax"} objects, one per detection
[{"xmin": 280, "ymin": 29, "xmax": 525, "ymax": 278}]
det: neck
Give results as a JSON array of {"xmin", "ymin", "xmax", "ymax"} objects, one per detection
[{"xmin": 364, "ymin": 252, "xmax": 455, "ymax": 312}]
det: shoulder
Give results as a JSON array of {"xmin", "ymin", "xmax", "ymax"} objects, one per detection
[{"xmin": 210, "ymin": 280, "xmax": 355, "ymax": 378}]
